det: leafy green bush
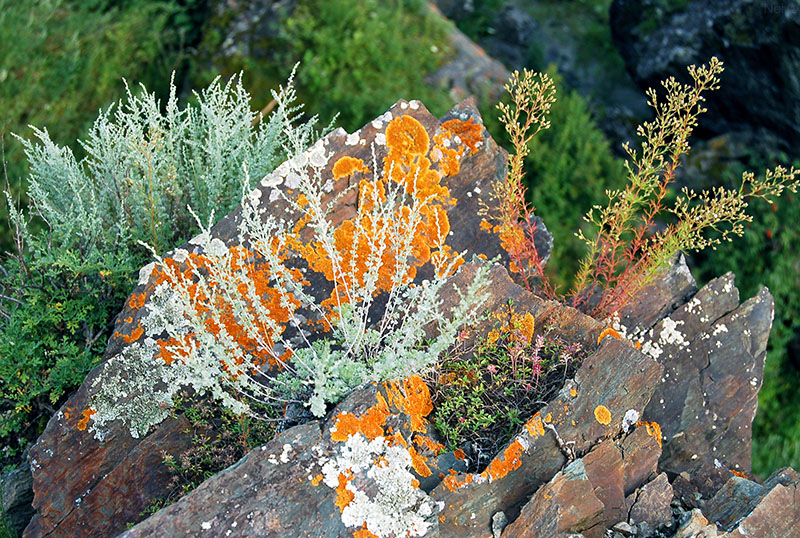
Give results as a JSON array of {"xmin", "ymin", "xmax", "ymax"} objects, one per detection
[
  {"xmin": 430, "ymin": 305, "xmax": 586, "ymax": 469},
  {"xmin": 0, "ymin": 74, "xmax": 316, "ymax": 463},
  {"xmin": 193, "ymin": 0, "xmax": 455, "ymax": 133}
]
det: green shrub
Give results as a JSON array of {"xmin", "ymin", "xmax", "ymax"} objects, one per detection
[
  {"xmin": 193, "ymin": 0, "xmax": 455, "ymax": 133},
  {"xmin": 0, "ymin": 0, "xmax": 200, "ymax": 252},
  {"xmin": 0, "ymin": 73, "xmax": 316, "ymax": 463}
]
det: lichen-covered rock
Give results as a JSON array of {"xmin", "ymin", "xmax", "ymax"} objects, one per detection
[
  {"xmin": 503, "ymin": 429, "xmax": 660, "ymax": 538},
  {"xmin": 610, "ymin": 0, "xmax": 800, "ymax": 155},
  {"xmin": 23, "ymin": 98, "xmax": 544, "ymax": 538},
  {"xmin": 614, "ymin": 257, "xmax": 774, "ymax": 499},
  {"xmin": 704, "ymin": 467, "xmax": 800, "ymax": 537}
]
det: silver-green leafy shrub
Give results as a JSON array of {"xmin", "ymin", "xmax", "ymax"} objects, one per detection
[
  {"xmin": 86, "ymin": 100, "xmax": 491, "ymax": 439},
  {"xmin": 0, "ymin": 71, "xmax": 317, "ymax": 458}
]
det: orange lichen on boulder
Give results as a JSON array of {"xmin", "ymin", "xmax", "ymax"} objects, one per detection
[
  {"xmin": 440, "ymin": 117, "xmax": 483, "ymax": 154},
  {"xmin": 332, "ymin": 156, "xmax": 368, "ymax": 180},
  {"xmin": 353, "ymin": 526, "xmax": 379, "ymax": 538},
  {"xmin": 598, "ymin": 327, "xmax": 622, "ymax": 344},
  {"xmin": 442, "ymin": 469, "xmax": 474, "ymax": 492},
  {"xmin": 525, "ymin": 412, "xmax": 545, "ymax": 438},
  {"xmin": 384, "ymin": 375, "xmax": 434, "ymax": 433},
  {"xmin": 330, "ymin": 394, "xmax": 391, "ymax": 442},
  {"xmin": 484, "ymin": 439, "xmax": 525, "ymax": 482},
  {"xmin": 594, "ymin": 405, "xmax": 612, "ymax": 425},
  {"xmin": 334, "ymin": 471, "xmax": 355, "ymax": 512},
  {"xmin": 636, "ymin": 420, "xmax": 662, "ymax": 447},
  {"xmin": 76, "ymin": 408, "xmax": 96, "ymax": 431}
]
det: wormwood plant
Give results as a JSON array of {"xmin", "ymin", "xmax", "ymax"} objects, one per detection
[
  {"xmin": 83, "ymin": 98, "xmax": 491, "ymax": 438},
  {"xmin": 0, "ymin": 71, "xmax": 316, "ymax": 462},
  {"xmin": 486, "ymin": 58, "xmax": 799, "ymax": 319}
]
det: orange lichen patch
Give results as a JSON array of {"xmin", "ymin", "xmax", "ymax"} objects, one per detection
[
  {"xmin": 442, "ymin": 469, "xmax": 474, "ymax": 492},
  {"xmin": 569, "ymin": 388, "xmax": 578, "ymax": 398},
  {"xmin": 441, "ymin": 118, "xmax": 483, "ymax": 154},
  {"xmin": 330, "ymin": 393, "xmax": 391, "ymax": 443},
  {"xmin": 408, "ymin": 446, "xmax": 433, "ymax": 477},
  {"xmin": 453, "ymin": 448, "xmax": 467, "ymax": 461},
  {"xmin": 384, "ymin": 375, "xmax": 433, "ymax": 433},
  {"xmin": 416, "ymin": 435, "xmax": 445, "ymax": 454},
  {"xmin": 731, "ymin": 469, "xmax": 748, "ymax": 479},
  {"xmin": 525, "ymin": 413, "xmax": 545, "ymax": 438},
  {"xmin": 335, "ymin": 471, "xmax": 355, "ymax": 512},
  {"xmin": 544, "ymin": 413, "xmax": 552, "ymax": 423},
  {"xmin": 635, "ymin": 341, "xmax": 643, "ymax": 350},
  {"xmin": 386, "ymin": 115, "xmax": 429, "ymax": 158},
  {"xmin": 128, "ymin": 291, "xmax": 147, "ymax": 310},
  {"xmin": 484, "ymin": 439, "xmax": 525, "ymax": 482},
  {"xmin": 517, "ymin": 312, "xmax": 535, "ymax": 345},
  {"xmin": 311, "ymin": 474, "xmax": 323, "ymax": 487},
  {"xmin": 117, "ymin": 323, "xmax": 144, "ymax": 343},
  {"xmin": 332, "ymin": 156, "xmax": 368, "ymax": 180},
  {"xmin": 598, "ymin": 327, "xmax": 622, "ymax": 344},
  {"xmin": 353, "ymin": 525, "xmax": 379, "ymax": 538},
  {"xmin": 479, "ymin": 219, "xmax": 493, "ymax": 232},
  {"xmin": 594, "ymin": 405, "xmax": 612, "ymax": 425},
  {"xmin": 76, "ymin": 408, "xmax": 96, "ymax": 431},
  {"xmin": 636, "ymin": 421, "xmax": 663, "ymax": 447},
  {"xmin": 124, "ymin": 316, "xmax": 133, "ymax": 323}
]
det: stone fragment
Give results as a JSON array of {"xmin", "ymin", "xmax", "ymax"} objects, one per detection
[
  {"xmin": 611, "ymin": 521, "xmax": 636, "ymax": 536},
  {"xmin": 502, "ymin": 459, "xmax": 604, "ymax": 538},
  {"xmin": 705, "ymin": 468, "xmax": 800, "ymax": 537},
  {"xmin": 674, "ymin": 509, "xmax": 718, "ymax": 538},
  {"xmin": 626, "ymin": 473, "xmax": 672, "ymax": 530}
]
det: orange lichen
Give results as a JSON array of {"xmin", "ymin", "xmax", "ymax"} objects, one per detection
[
  {"xmin": 331, "ymin": 395, "xmax": 390, "ymax": 443},
  {"xmin": 76, "ymin": 408, "xmax": 96, "ymax": 431},
  {"xmin": 598, "ymin": 327, "xmax": 622, "ymax": 344},
  {"xmin": 128, "ymin": 291, "xmax": 147, "ymax": 310},
  {"xmin": 311, "ymin": 474, "xmax": 323, "ymax": 486},
  {"xmin": 442, "ymin": 469, "xmax": 474, "ymax": 492},
  {"xmin": 453, "ymin": 448, "xmax": 466, "ymax": 461},
  {"xmin": 525, "ymin": 413, "xmax": 545, "ymax": 438},
  {"xmin": 569, "ymin": 388, "xmax": 578, "ymax": 398},
  {"xmin": 440, "ymin": 118, "xmax": 483, "ymax": 154},
  {"xmin": 384, "ymin": 375, "xmax": 433, "ymax": 433},
  {"xmin": 118, "ymin": 323, "xmax": 144, "ymax": 343},
  {"xmin": 544, "ymin": 412, "xmax": 552, "ymax": 423},
  {"xmin": 416, "ymin": 435, "xmax": 445, "ymax": 454},
  {"xmin": 353, "ymin": 525, "xmax": 379, "ymax": 538},
  {"xmin": 332, "ymin": 156, "xmax": 368, "ymax": 180},
  {"xmin": 594, "ymin": 405, "xmax": 612, "ymax": 425},
  {"xmin": 408, "ymin": 445, "xmax": 433, "ymax": 477},
  {"xmin": 335, "ymin": 471, "xmax": 355, "ymax": 512},
  {"xmin": 636, "ymin": 420, "xmax": 663, "ymax": 447},
  {"xmin": 731, "ymin": 469, "xmax": 748, "ymax": 479},
  {"xmin": 484, "ymin": 439, "xmax": 525, "ymax": 481}
]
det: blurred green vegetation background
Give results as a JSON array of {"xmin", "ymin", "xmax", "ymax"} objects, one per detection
[{"xmin": 0, "ymin": 0, "xmax": 797, "ymax": 486}]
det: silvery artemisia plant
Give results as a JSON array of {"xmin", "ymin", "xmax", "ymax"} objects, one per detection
[{"xmin": 85, "ymin": 88, "xmax": 491, "ymax": 439}]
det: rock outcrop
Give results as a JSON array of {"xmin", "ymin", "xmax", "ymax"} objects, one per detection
[
  {"xmin": 610, "ymin": 0, "xmax": 800, "ymax": 156},
  {"xmin": 21, "ymin": 96, "xmax": 799, "ymax": 538}
]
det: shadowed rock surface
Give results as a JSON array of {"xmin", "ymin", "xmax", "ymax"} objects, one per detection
[{"xmin": 611, "ymin": 0, "xmax": 800, "ymax": 156}]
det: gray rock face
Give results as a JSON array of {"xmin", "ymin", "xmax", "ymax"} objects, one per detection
[
  {"xmin": 610, "ymin": 0, "xmax": 800, "ymax": 155},
  {"xmin": 1, "ymin": 459, "xmax": 34, "ymax": 535}
]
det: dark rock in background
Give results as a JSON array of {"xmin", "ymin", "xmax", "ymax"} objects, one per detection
[
  {"xmin": 611, "ymin": 0, "xmax": 800, "ymax": 158},
  {"xmin": 1, "ymin": 456, "xmax": 34, "ymax": 536}
]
